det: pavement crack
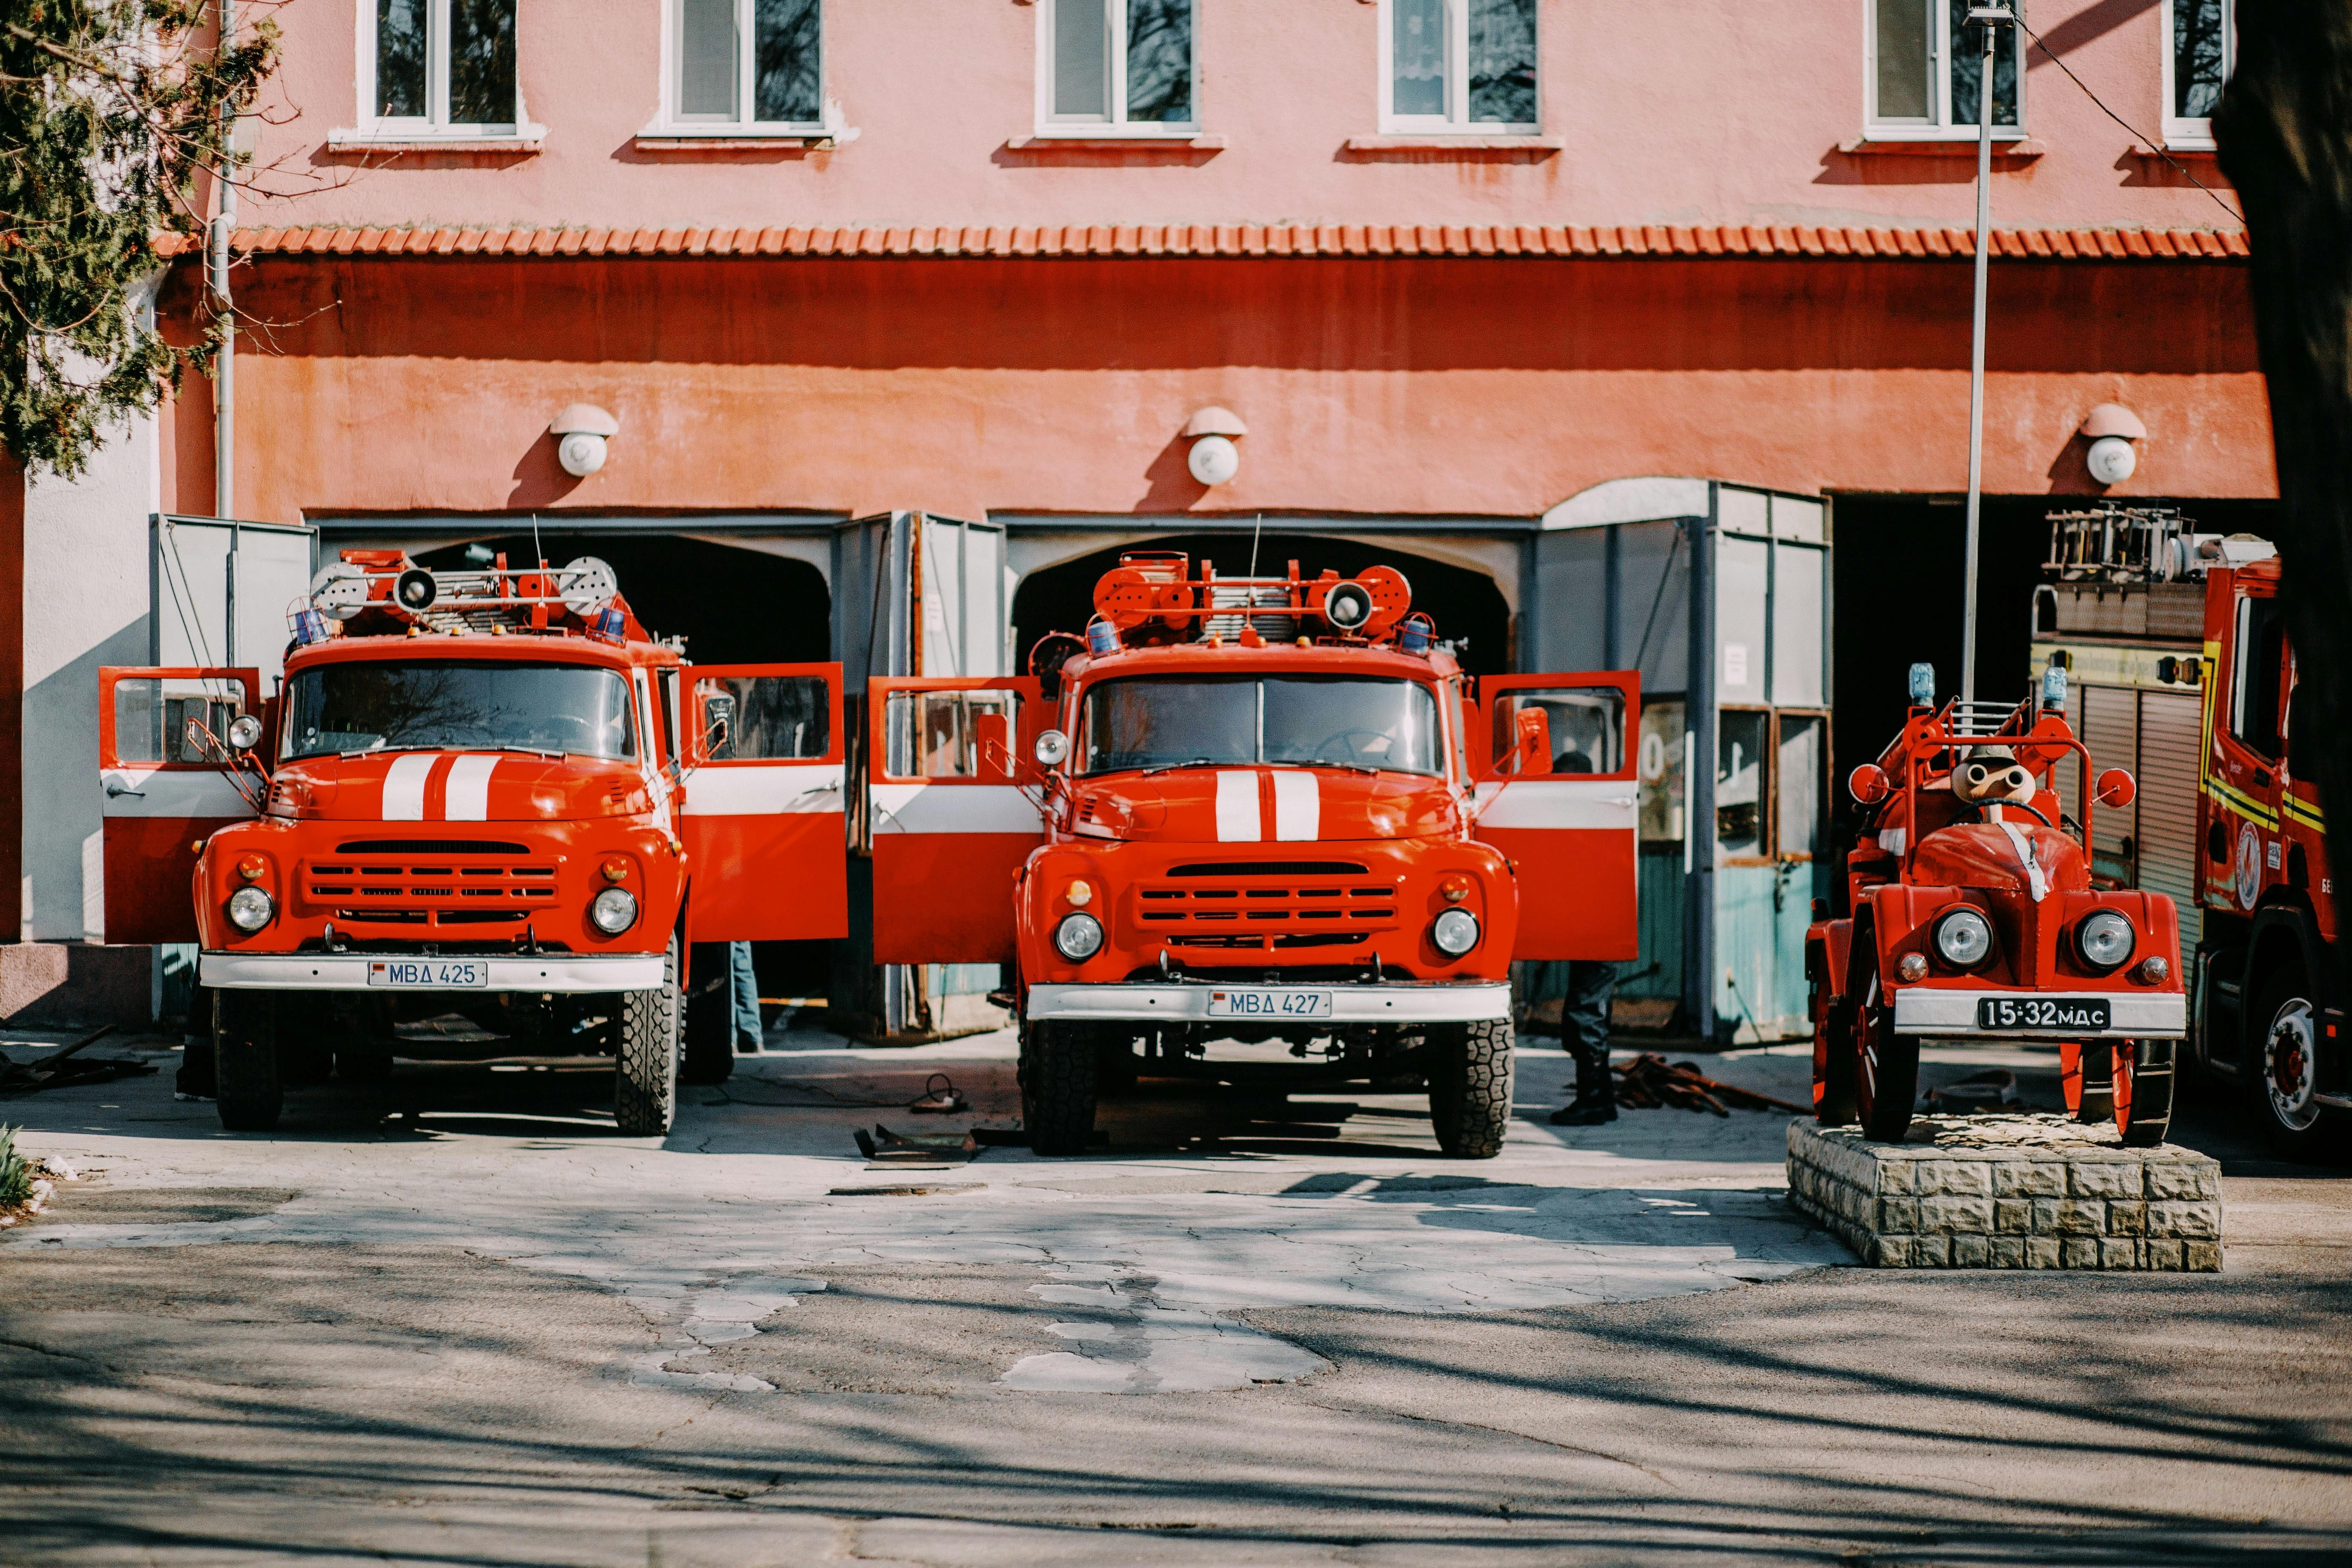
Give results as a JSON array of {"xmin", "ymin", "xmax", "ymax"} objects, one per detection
[{"xmin": 1309, "ymin": 1399, "xmax": 1677, "ymax": 1487}]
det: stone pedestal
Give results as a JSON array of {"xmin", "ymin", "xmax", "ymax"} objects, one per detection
[{"xmin": 1787, "ymin": 1115, "xmax": 2222, "ymax": 1270}]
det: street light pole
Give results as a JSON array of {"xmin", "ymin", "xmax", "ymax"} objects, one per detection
[{"xmin": 1959, "ymin": 5, "xmax": 2013, "ymax": 705}]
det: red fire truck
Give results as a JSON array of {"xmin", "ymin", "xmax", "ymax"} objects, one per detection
[
  {"xmin": 864, "ymin": 553, "xmax": 1640, "ymax": 1157},
  {"xmin": 1807, "ymin": 669, "xmax": 2187, "ymax": 1145},
  {"xmin": 2192, "ymin": 553, "xmax": 2348, "ymax": 1155},
  {"xmin": 99, "ymin": 551, "xmax": 846, "ymax": 1135}
]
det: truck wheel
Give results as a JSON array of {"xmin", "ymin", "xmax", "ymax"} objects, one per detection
[
  {"xmin": 680, "ymin": 980, "xmax": 738, "ymax": 1086},
  {"xmin": 1095, "ymin": 1033, "xmax": 1140, "ymax": 1097},
  {"xmin": 2249, "ymin": 965, "xmax": 2346, "ymax": 1159},
  {"xmin": 2112, "ymin": 1039, "xmax": 2175, "ymax": 1148},
  {"xmin": 1852, "ymin": 998, "xmax": 1918, "ymax": 1143},
  {"xmin": 1025, "ymin": 1021, "xmax": 1099, "ymax": 1156},
  {"xmin": 2069, "ymin": 1041, "xmax": 2118, "ymax": 1126},
  {"xmin": 213, "ymin": 990, "xmax": 283, "ymax": 1133},
  {"xmin": 1428, "ymin": 1018, "xmax": 1514, "ymax": 1159},
  {"xmin": 613, "ymin": 939, "xmax": 681, "ymax": 1137},
  {"xmin": 1812, "ymin": 984, "xmax": 1856, "ymax": 1126}
]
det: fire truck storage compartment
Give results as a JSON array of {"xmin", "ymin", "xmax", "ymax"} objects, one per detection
[{"xmin": 1531, "ymin": 480, "xmax": 1831, "ymax": 1043}]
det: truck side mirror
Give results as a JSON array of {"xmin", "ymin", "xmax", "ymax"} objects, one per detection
[
  {"xmin": 1512, "ymin": 707, "xmax": 1552, "ymax": 776},
  {"xmin": 2094, "ymin": 768, "xmax": 2136, "ymax": 809},
  {"xmin": 1848, "ymin": 763, "xmax": 1890, "ymax": 804},
  {"xmin": 701, "ymin": 692, "xmax": 735, "ymax": 758},
  {"xmin": 975, "ymin": 711, "xmax": 1014, "ymax": 782}
]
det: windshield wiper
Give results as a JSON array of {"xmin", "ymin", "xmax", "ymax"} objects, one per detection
[
  {"xmin": 333, "ymin": 742, "xmax": 572, "ymax": 760},
  {"xmin": 1140, "ymin": 757, "xmax": 1220, "ymax": 777}
]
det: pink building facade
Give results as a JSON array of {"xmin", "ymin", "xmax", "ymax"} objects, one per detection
[{"xmin": 2, "ymin": 0, "xmax": 2268, "ymax": 1035}]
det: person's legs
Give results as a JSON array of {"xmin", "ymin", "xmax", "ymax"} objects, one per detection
[
  {"xmin": 729, "ymin": 941, "xmax": 763, "ymax": 1054},
  {"xmin": 1550, "ymin": 960, "xmax": 1620, "ymax": 1124}
]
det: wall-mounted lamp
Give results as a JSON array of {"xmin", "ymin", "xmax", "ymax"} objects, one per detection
[
  {"xmin": 1183, "ymin": 405, "xmax": 1247, "ymax": 486},
  {"xmin": 551, "ymin": 403, "xmax": 620, "ymax": 478},
  {"xmin": 2081, "ymin": 403, "xmax": 2146, "ymax": 487}
]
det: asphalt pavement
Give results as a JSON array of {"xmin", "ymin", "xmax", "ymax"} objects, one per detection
[{"xmin": 1, "ymin": 1017, "xmax": 2346, "ymax": 1566}]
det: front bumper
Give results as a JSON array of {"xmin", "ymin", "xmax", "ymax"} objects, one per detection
[
  {"xmin": 199, "ymin": 951, "xmax": 668, "ymax": 994},
  {"xmin": 1025, "ymin": 980, "xmax": 1511, "ymax": 1024},
  {"xmin": 1892, "ymin": 988, "xmax": 2188, "ymax": 1039}
]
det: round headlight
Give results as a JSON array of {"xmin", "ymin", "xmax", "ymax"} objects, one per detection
[
  {"xmin": 226, "ymin": 885, "xmax": 274, "ymax": 933},
  {"xmin": 1431, "ymin": 908, "xmax": 1480, "ymax": 957},
  {"xmin": 2078, "ymin": 910, "xmax": 2136, "ymax": 971},
  {"xmin": 589, "ymin": 887, "xmax": 639, "ymax": 935},
  {"xmin": 1933, "ymin": 907, "xmax": 1994, "ymax": 969},
  {"xmin": 1054, "ymin": 912, "xmax": 1104, "ymax": 961}
]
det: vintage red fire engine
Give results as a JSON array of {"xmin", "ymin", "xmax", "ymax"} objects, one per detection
[
  {"xmin": 98, "ymin": 551, "xmax": 846, "ymax": 1134},
  {"xmin": 865, "ymin": 553, "xmax": 1640, "ymax": 1157},
  {"xmin": 1807, "ymin": 666, "xmax": 2187, "ymax": 1145}
]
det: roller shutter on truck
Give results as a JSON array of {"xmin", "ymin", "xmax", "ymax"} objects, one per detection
[
  {"xmin": 2075, "ymin": 685, "xmax": 2138, "ymax": 887},
  {"xmin": 2054, "ymin": 682, "xmax": 2200, "ymax": 956},
  {"xmin": 2137, "ymin": 690, "xmax": 2203, "ymax": 956}
]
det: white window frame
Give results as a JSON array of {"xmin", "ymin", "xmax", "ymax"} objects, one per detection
[
  {"xmin": 1861, "ymin": 0, "xmax": 2026, "ymax": 143},
  {"xmin": 1376, "ymin": 0, "xmax": 1540, "ymax": 137},
  {"xmin": 347, "ymin": 0, "xmax": 539, "ymax": 143},
  {"xmin": 2161, "ymin": 0, "xmax": 2233, "ymax": 151},
  {"xmin": 1033, "ymin": 0, "xmax": 1201, "ymax": 139},
  {"xmin": 649, "ymin": 0, "xmax": 838, "ymax": 138}
]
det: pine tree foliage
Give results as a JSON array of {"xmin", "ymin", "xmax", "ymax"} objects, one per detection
[{"xmin": 0, "ymin": 2, "xmax": 278, "ymax": 476}]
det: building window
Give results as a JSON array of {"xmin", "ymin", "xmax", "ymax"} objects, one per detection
[
  {"xmin": 1038, "ymin": 0, "xmax": 1197, "ymax": 134},
  {"xmin": 673, "ymin": 0, "xmax": 823, "ymax": 128},
  {"xmin": 365, "ymin": 0, "xmax": 521, "ymax": 132},
  {"xmin": 1865, "ymin": 0, "xmax": 2022, "ymax": 140},
  {"xmin": 2163, "ymin": 0, "xmax": 2233, "ymax": 149},
  {"xmin": 1380, "ymin": 0, "xmax": 1538, "ymax": 133}
]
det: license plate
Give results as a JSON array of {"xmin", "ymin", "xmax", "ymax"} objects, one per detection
[
  {"xmin": 367, "ymin": 960, "xmax": 489, "ymax": 990},
  {"xmin": 1206, "ymin": 988, "xmax": 1333, "ymax": 1020},
  {"xmin": 1976, "ymin": 996, "xmax": 2111, "ymax": 1032}
]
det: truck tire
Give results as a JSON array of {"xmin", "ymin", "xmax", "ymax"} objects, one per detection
[
  {"xmin": 1852, "ymin": 997, "xmax": 1918, "ymax": 1143},
  {"xmin": 681, "ymin": 981, "xmax": 738, "ymax": 1086},
  {"xmin": 2113, "ymin": 1039, "xmax": 2175, "ymax": 1148},
  {"xmin": 214, "ymin": 990, "xmax": 283, "ymax": 1133},
  {"xmin": 2248, "ymin": 964, "xmax": 2347, "ymax": 1160},
  {"xmin": 1095, "ymin": 1032, "xmax": 1140, "ymax": 1097},
  {"xmin": 1812, "ymin": 987, "xmax": 1857, "ymax": 1126},
  {"xmin": 1024, "ymin": 1021, "xmax": 1099, "ymax": 1156},
  {"xmin": 613, "ymin": 939, "xmax": 681, "ymax": 1137},
  {"xmin": 1428, "ymin": 1018, "xmax": 1513, "ymax": 1159}
]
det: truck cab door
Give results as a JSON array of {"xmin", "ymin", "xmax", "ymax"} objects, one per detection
[
  {"xmin": 98, "ymin": 667, "xmax": 263, "ymax": 945},
  {"xmin": 679, "ymin": 663, "xmax": 848, "ymax": 940},
  {"xmin": 868, "ymin": 677, "xmax": 1046, "ymax": 963},
  {"xmin": 1473, "ymin": 672, "xmax": 1641, "ymax": 961}
]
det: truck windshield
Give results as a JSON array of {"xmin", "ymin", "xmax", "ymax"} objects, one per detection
[
  {"xmin": 1081, "ymin": 675, "xmax": 1442, "ymax": 777},
  {"xmin": 280, "ymin": 662, "xmax": 638, "ymax": 761}
]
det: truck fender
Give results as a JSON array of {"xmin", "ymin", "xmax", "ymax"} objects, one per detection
[{"xmin": 1808, "ymin": 918, "xmax": 1855, "ymax": 1003}]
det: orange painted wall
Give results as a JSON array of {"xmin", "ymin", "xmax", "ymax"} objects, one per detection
[{"xmin": 167, "ymin": 253, "xmax": 2271, "ymax": 526}]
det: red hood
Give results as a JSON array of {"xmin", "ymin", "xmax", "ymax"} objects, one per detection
[
  {"xmin": 1069, "ymin": 766, "xmax": 1459, "ymax": 844},
  {"xmin": 1912, "ymin": 821, "xmax": 2090, "ymax": 896},
  {"xmin": 263, "ymin": 751, "xmax": 654, "ymax": 823}
]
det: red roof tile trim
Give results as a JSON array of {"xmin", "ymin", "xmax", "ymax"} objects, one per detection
[{"xmin": 157, "ymin": 223, "xmax": 2252, "ymax": 261}]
